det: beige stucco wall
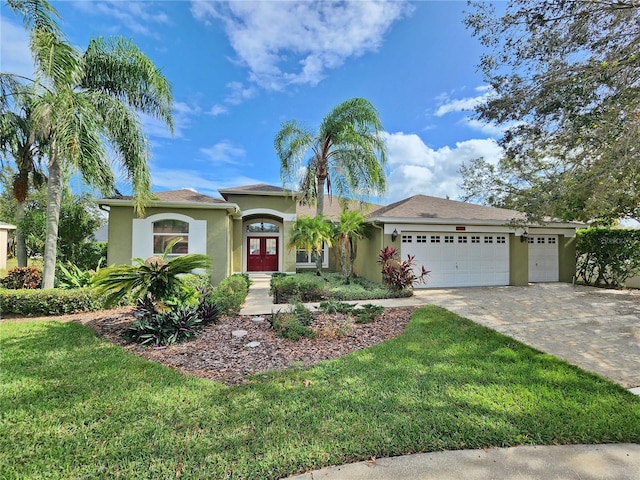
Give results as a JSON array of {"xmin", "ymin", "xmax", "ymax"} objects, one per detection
[
  {"xmin": 626, "ymin": 276, "xmax": 640, "ymax": 289},
  {"xmin": 509, "ymin": 234, "xmax": 529, "ymax": 286},
  {"xmin": 106, "ymin": 206, "xmax": 232, "ymax": 285},
  {"xmin": 352, "ymin": 226, "xmax": 385, "ymax": 284},
  {"xmin": 225, "ymin": 194, "xmax": 297, "ymax": 215},
  {"xmin": 558, "ymin": 235, "xmax": 577, "ymax": 283},
  {"xmin": 282, "ymin": 220, "xmax": 297, "ymax": 273}
]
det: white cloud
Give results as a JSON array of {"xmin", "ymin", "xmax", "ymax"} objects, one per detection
[
  {"xmin": 71, "ymin": 1, "xmax": 169, "ymax": 37},
  {"xmin": 141, "ymin": 101, "xmax": 200, "ymax": 139},
  {"xmin": 200, "ymin": 140, "xmax": 246, "ymax": 165},
  {"xmin": 225, "ymin": 81, "xmax": 257, "ymax": 105},
  {"xmin": 191, "ymin": 0, "xmax": 412, "ymax": 91},
  {"xmin": 0, "ymin": 17, "xmax": 34, "ymax": 79},
  {"xmin": 383, "ymin": 132, "xmax": 503, "ymax": 202},
  {"xmin": 209, "ymin": 104, "xmax": 228, "ymax": 116}
]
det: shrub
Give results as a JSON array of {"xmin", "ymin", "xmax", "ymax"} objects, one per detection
[
  {"xmin": 378, "ymin": 246, "xmax": 429, "ymax": 292},
  {"xmin": 1, "ymin": 266, "xmax": 42, "ymax": 289},
  {"xmin": 196, "ymin": 287, "xmax": 221, "ymax": 326},
  {"xmin": 127, "ymin": 305, "xmax": 202, "ymax": 346},
  {"xmin": 210, "ymin": 274, "xmax": 250, "ymax": 316},
  {"xmin": 73, "ymin": 242, "xmax": 107, "ymax": 271},
  {"xmin": 353, "ymin": 304, "xmax": 384, "ymax": 324},
  {"xmin": 270, "ymin": 309, "xmax": 316, "ymax": 341},
  {"xmin": 290, "ymin": 301, "xmax": 313, "ymax": 326},
  {"xmin": 179, "ymin": 273, "xmax": 211, "ymax": 292},
  {"xmin": 91, "ymin": 248, "xmax": 210, "ymax": 312},
  {"xmin": 576, "ymin": 228, "xmax": 640, "ymax": 288},
  {"xmin": 270, "ymin": 274, "xmax": 327, "ymax": 303},
  {"xmin": 0, "ymin": 288, "xmax": 106, "ymax": 316},
  {"xmin": 56, "ymin": 261, "xmax": 102, "ymax": 289},
  {"xmin": 318, "ymin": 300, "xmax": 356, "ymax": 315}
]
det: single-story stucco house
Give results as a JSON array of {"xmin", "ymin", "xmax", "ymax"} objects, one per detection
[{"xmin": 98, "ymin": 183, "xmax": 581, "ymax": 288}]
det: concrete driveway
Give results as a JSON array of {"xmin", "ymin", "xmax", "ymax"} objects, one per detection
[{"xmin": 414, "ymin": 283, "xmax": 640, "ymax": 389}]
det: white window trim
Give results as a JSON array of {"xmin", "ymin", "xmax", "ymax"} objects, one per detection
[{"xmin": 132, "ymin": 213, "xmax": 206, "ymax": 263}]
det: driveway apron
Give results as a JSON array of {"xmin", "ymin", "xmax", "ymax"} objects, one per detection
[{"xmin": 415, "ymin": 283, "xmax": 640, "ymax": 388}]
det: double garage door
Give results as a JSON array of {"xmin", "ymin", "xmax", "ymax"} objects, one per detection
[
  {"xmin": 401, "ymin": 232, "xmax": 560, "ymax": 288},
  {"xmin": 401, "ymin": 233, "xmax": 510, "ymax": 288}
]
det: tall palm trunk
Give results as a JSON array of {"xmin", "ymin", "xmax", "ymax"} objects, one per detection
[
  {"xmin": 15, "ymin": 200, "xmax": 28, "ymax": 267},
  {"xmin": 42, "ymin": 154, "xmax": 62, "ymax": 289},
  {"xmin": 316, "ymin": 176, "xmax": 325, "ymax": 216}
]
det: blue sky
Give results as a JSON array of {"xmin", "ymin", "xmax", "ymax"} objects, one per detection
[{"xmin": 1, "ymin": 0, "xmax": 506, "ymax": 204}]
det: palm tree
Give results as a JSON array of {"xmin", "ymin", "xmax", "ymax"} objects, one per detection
[
  {"xmin": 333, "ymin": 210, "xmax": 369, "ymax": 281},
  {"xmin": 288, "ymin": 215, "xmax": 334, "ymax": 276},
  {"xmin": 0, "ymin": 88, "xmax": 47, "ymax": 267},
  {"xmin": 275, "ymin": 97, "xmax": 387, "ymax": 216},
  {"xmin": 92, "ymin": 245, "xmax": 210, "ymax": 312},
  {"xmin": 3, "ymin": 0, "xmax": 173, "ymax": 288}
]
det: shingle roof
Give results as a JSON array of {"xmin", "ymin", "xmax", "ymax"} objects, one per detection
[
  {"xmin": 152, "ymin": 189, "xmax": 230, "ymax": 204},
  {"xmin": 369, "ymin": 195, "xmax": 526, "ymax": 222},
  {"xmin": 219, "ymin": 183, "xmax": 298, "ymax": 198}
]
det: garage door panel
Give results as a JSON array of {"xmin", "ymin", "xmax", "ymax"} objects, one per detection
[
  {"xmin": 528, "ymin": 235, "xmax": 559, "ymax": 282},
  {"xmin": 402, "ymin": 232, "xmax": 510, "ymax": 288}
]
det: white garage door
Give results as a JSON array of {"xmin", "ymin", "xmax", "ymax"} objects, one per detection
[
  {"xmin": 401, "ymin": 233, "xmax": 510, "ymax": 288},
  {"xmin": 528, "ymin": 235, "xmax": 559, "ymax": 282}
]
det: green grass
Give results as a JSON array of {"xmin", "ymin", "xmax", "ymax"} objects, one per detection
[{"xmin": 1, "ymin": 306, "xmax": 638, "ymax": 479}]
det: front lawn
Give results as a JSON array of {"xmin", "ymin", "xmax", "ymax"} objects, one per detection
[{"xmin": 1, "ymin": 306, "xmax": 638, "ymax": 479}]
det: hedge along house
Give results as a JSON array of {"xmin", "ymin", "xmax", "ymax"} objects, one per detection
[{"xmin": 99, "ymin": 183, "xmax": 582, "ymax": 288}]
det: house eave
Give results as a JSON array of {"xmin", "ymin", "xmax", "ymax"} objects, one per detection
[
  {"xmin": 367, "ymin": 216, "xmax": 584, "ymax": 229},
  {"xmin": 97, "ymin": 199, "xmax": 242, "ymax": 217}
]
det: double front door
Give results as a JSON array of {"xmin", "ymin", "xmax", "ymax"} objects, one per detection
[{"xmin": 247, "ymin": 237, "xmax": 278, "ymax": 272}]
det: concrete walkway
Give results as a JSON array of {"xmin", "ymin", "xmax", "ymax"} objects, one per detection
[
  {"xmin": 240, "ymin": 277, "xmax": 640, "ymax": 480},
  {"xmin": 286, "ymin": 444, "xmax": 640, "ymax": 480}
]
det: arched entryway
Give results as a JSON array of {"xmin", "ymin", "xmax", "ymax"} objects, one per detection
[{"xmin": 243, "ymin": 216, "xmax": 283, "ymax": 272}]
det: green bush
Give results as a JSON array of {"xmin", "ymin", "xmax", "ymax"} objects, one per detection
[
  {"xmin": 210, "ymin": 274, "xmax": 250, "ymax": 316},
  {"xmin": 270, "ymin": 274, "xmax": 327, "ymax": 303},
  {"xmin": 576, "ymin": 228, "xmax": 640, "ymax": 288},
  {"xmin": 353, "ymin": 304, "xmax": 384, "ymax": 324},
  {"xmin": 127, "ymin": 305, "xmax": 203, "ymax": 346},
  {"xmin": 318, "ymin": 300, "xmax": 356, "ymax": 314},
  {"xmin": 179, "ymin": 273, "xmax": 211, "ymax": 292},
  {"xmin": 1, "ymin": 266, "xmax": 42, "ymax": 289},
  {"xmin": 270, "ymin": 308, "xmax": 316, "ymax": 341},
  {"xmin": 73, "ymin": 242, "xmax": 107, "ymax": 271},
  {"xmin": 0, "ymin": 288, "xmax": 107, "ymax": 316}
]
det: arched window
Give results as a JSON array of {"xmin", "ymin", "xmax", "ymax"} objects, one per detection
[
  {"xmin": 153, "ymin": 219, "xmax": 189, "ymax": 255},
  {"xmin": 246, "ymin": 221, "xmax": 279, "ymax": 233}
]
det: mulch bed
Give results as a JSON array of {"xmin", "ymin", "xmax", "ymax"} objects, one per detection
[{"xmin": 7, "ymin": 306, "xmax": 415, "ymax": 385}]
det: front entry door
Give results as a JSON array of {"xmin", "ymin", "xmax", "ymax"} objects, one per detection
[{"xmin": 247, "ymin": 237, "xmax": 279, "ymax": 272}]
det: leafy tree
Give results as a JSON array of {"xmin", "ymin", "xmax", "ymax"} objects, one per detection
[
  {"xmin": 2, "ymin": 0, "xmax": 173, "ymax": 288},
  {"xmin": 275, "ymin": 97, "xmax": 387, "ymax": 216},
  {"xmin": 0, "ymin": 88, "xmax": 47, "ymax": 266},
  {"xmin": 287, "ymin": 215, "xmax": 334, "ymax": 276},
  {"xmin": 1, "ymin": 181, "xmax": 103, "ymax": 263},
  {"xmin": 463, "ymin": 1, "xmax": 640, "ymax": 223},
  {"xmin": 332, "ymin": 210, "xmax": 369, "ymax": 281}
]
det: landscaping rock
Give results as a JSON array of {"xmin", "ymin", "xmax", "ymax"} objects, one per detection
[
  {"xmin": 251, "ymin": 316, "xmax": 266, "ymax": 323},
  {"xmin": 232, "ymin": 329, "xmax": 248, "ymax": 338},
  {"xmin": 245, "ymin": 341, "xmax": 261, "ymax": 348}
]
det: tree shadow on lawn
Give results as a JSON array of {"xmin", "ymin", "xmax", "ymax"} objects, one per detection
[{"xmin": 1, "ymin": 308, "xmax": 639, "ymax": 479}]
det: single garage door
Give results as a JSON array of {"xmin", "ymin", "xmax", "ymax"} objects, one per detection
[
  {"xmin": 528, "ymin": 235, "xmax": 559, "ymax": 282},
  {"xmin": 401, "ymin": 233, "xmax": 510, "ymax": 288}
]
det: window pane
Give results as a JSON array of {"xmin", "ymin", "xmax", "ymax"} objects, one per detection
[
  {"xmin": 153, "ymin": 219, "xmax": 189, "ymax": 234},
  {"xmin": 265, "ymin": 238, "xmax": 277, "ymax": 255},
  {"xmin": 249, "ymin": 238, "xmax": 260, "ymax": 254},
  {"xmin": 296, "ymin": 250, "xmax": 309, "ymax": 263},
  {"xmin": 154, "ymin": 235, "xmax": 188, "ymax": 254},
  {"xmin": 247, "ymin": 222, "xmax": 279, "ymax": 232}
]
